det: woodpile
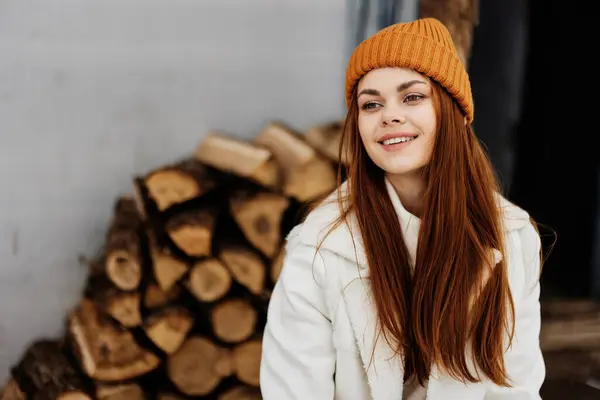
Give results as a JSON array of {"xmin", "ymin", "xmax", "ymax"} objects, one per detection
[{"xmin": 0, "ymin": 120, "xmax": 345, "ymax": 399}]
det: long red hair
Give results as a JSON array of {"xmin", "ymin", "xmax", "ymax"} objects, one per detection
[{"xmin": 325, "ymin": 79, "xmax": 518, "ymax": 386}]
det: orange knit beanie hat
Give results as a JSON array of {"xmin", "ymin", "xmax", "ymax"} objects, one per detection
[{"xmin": 345, "ymin": 18, "xmax": 474, "ymax": 123}]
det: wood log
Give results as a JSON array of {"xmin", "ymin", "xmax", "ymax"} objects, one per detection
[
  {"xmin": 84, "ymin": 273, "xmax": 142, "ymax": 328},
  {"xmin": 11, "ymin": 340, "xmax": 92, "ymax": 400},
  {"xmin": 0, "ymin": 380, "xmax": 25, "ymax": 400},
  {"xmin": 96, "ymin": 383, "xmax": 145, "ymax": 400},
  {"xmin": 419, "ymin": 0, "xmax": 479, "ymax": 67},
  {"xmin": 254, "ymin": 122, "xmax": 336, "ymax": 202},
  {"xmin": 144, "ymin": 159, "xmax": 218, "ymax": 211},
  {"xmin": 144, "ymin": 283, "xmax": 182, "ymax": 309},
  {"xmin": 219, "ymin": 246, "xmax": 266, "ymax": 296},
  {"xmin": 305, "ymin": 120, "xmax": 347, "ymax": 164},
  {"xmin": 186, "ymin": 259, "xmax": 232, "ymax": 302},
  {"xmin": 167, "ymin": 337, "xmax": 233, "ymax": 396},
  {"xmin": 165, "ymin": 209, "xmax": 216, "ymax": 257},
  {"xmin": 148, "ymin": 232, "xmax": 189, "ymax": 292},
  {"xmin": 211, "ymin": 299, "xmax": 258, "ymax": 344},
  {"xmin": 219, "ymin": 386, "xmax": 262, "ymax": 400},
  {"xmin": 232, "ymin": 339, "xmax": 262, "ymax": 387},
  {"xmin": 229, "ymin": 188, "xmax": 289, "ymax": 258},
  {"xmin": 67, "ymin": 299, "xmax": 160, "ymax": 381},
  {"xmin": 194, "ymin": 133, "xmax": 280, "ymax": 189},
  {"xmin": 105, "ymin": 196, "xmax": 143, "ymax": 290},
  {"xmin": 143, "ymin": 307, "xmax": 194, "ymax": 354},
  {"xmin": 270, "ymin": 248, "xmax": 286, "ymax": 283}
]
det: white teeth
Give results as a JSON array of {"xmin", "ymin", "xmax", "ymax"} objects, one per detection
[{"xmin": 382, "ymin": 136, "xmax": 416, "ymax": 145}]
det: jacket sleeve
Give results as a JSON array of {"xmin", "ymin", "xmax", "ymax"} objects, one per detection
[
  {"xmin": 485, "ymin": 222, "xmax": 546, "ymax": 399},
  {"xmin": 260, "ymin": 228, "xmax": 336, "ymax": 400}
]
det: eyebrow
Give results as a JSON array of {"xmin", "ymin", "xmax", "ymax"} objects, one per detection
[{"xmin": 357, "ymin": 80, "xmax": 427, "ymax": 98}]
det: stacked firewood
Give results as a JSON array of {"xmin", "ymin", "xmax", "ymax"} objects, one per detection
[{"xmin": 0, "ymin": 120, "xmax": 345, "ymax": 400}]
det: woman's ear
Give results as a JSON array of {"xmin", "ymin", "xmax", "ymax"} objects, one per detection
[{"xmin": 464, "ymin": 116, "xmax": 467, "ymax": 126}]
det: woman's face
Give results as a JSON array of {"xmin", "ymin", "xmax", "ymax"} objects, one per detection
[{"xmin": 356, "ymin": 67, "xmax": 436, "ymax": 177}]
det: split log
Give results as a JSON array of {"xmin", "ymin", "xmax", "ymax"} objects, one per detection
[
  {"xmin": 219, "ymin": 386, "xmax": 262, "ymax": 400},
  {"xmin": 167, "ymin": 337, "xmax": 233, "ymax": 396},
  {"xmin": 96, "ymin": 383, "xmax": 145, "ymax": 400},
  {"xmin": 143, "ymin": 307, "xmax": 194, "ymax": 354},
  {"xmin": 165, "ymin": 209, "xmax": 216, "ymax": 258},
  {"xmin": 11, "ymin": 340, "xmax": 92, "ymax": 400},
  {"xmin": 229, "ymin": 188, "xmax": 289, "ymax": 258},
  {"xmin": 419, "ymin": 0, "xmax": 479, "ymax": 67},
  {"xmin": 219, "ymin": 246, "xmax": 266, "ymax": 296},
  {"xmin": 232, "ymin": 339, "xmax": 262, "ymax": 387},
  {"xmin": 144, "ymin": 283, "xmax": 182, "ymax": 310},
  {"xmin": 144, "ymin": 159, "xmax": 218, "ymax": 211},
  {"xmin": 84, "ymin": 273, "xmax": 142, "ymax": 328},
  {"xmin": 195, "ymin": 133, "xmax": 280, "ymax": 189},
  {"xmin": 67, "ymin": 299, "xmax": 160, "ymax": 381},
  {"xmin": 254, "ymin": 122, "xmax": 336, "ymax": 202},
  {"xmin": 211, "ymin": 299, "xmax": 258, "ymax": 344},
  {"xmin": 305, "ymin": 120, "xmax": 347, "ymax": 164},
  {"xmin": 270, "ymin": 248, "xmax": 286, "ymax": 283},
  {"xmin": 186, "ymin": 259, "xmax": 232, "ymax": 302},
  {"xmin": 148, "ymin": 232, "xmax": 189, "ymax": 292},
  {"xmin": 105, "ymin": 197, "xmax": 143, "ymax": 290},
  {"xmin": 0, "ymin": 380, "xmax": 25, "ymax": 400}
]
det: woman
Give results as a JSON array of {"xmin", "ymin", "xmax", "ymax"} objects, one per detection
[{"xmin": 260, "ymin": 18, "xmax": 545, "ymax": 400}]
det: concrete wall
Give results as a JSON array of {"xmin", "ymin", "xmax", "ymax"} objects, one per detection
[{"xmin": 0, "ymin": 0, "xmax": 346, "ymax": 381}]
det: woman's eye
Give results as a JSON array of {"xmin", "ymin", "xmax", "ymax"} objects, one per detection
[
  {"xmin": 361, "ymin": 102, "xmax": 380, "ymax": 110},
  {"xmin": 405, "ymin": 94, "xmax": 424, "ymax": 103}
]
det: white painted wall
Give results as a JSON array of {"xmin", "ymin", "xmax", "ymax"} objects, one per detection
[{"xmin": 0, "ymin": 0, "xmax": 347, "ymax": 381}]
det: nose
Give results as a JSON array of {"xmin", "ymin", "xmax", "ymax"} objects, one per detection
[{"xmin": 381, "ymin": 113, "xmax": 406, "ymax": 126}]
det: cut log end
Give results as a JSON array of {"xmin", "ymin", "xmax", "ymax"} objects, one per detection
[
  {"xmin": 230, "ymin": 190, "xmax": 289, "ymax": 258},
  {"xmin": 106, "ymin": 250, "xmax": 142, "ymax": 291},
  {"xmin": 145, "ymin": 160, "xmax": 218, "ymax": 211},
  {"xmin": 187, "ymin": 259, "xmax": 232, "ymax": 302},
  {"xmin": 166, "ymin": 210, "xmax": 215, "ymax": 257},
  {"xmin": 219, "ymin": 247, "xmax": 265, "ymax": 296},
  {"xmin": 233, "ymin": 340, "xmax": 262, "ymax": 387},
  {"xmin": 211, "ymin": 299, "xmax": 258, "ymax": 343},
  {"xmin": 167, "ymin": 337, "xmax": 233, "ymax": 396},
  {"xmin": 106, "ymin": 292, "xmax": 142, "ymax": 328},
  {"xmin": 149, "ymin": 234, "xmax": 189, "ymax": 292},
  {"xmin": 144, "ymin": 307, "xmax": 194, "ymax": 354}
]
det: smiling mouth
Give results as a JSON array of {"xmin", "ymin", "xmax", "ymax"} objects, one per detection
[{"xmin": 378, "ymin": 135, "xmax": 419, "ymax": 145}]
